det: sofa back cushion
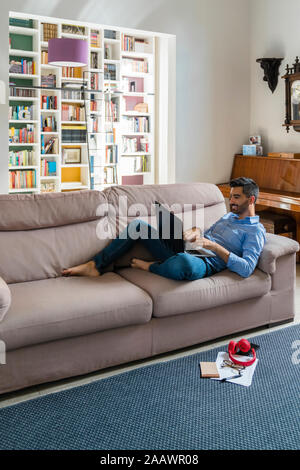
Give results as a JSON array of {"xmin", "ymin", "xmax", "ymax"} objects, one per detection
[
  {"xmin": 104, "ymin": 182, "xmax": 226, "ymax": 233},
  {"xmin": 0, "ymin": 190, "xmax": 112, "ymax": 284},
  {"xmin": 0, "ymin": 190, "xmax": 104, "ymax": 231}
]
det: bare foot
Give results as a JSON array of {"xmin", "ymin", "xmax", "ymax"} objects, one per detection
[
  {"xmin": 62, "ymin": 260, "xmax": 100, "ymax": 277},
  {"xmin": 130, "ymin": 258, "xmax": 156, "ymax": 272}
]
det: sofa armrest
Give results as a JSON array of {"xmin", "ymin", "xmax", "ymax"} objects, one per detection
[
  {"xmin": 258, "ymin": 233, "xmax": 299, "ymax": 274},
  {"xmin": 0, "ymin": 277, "xmax": 11, "ymax": 322}
]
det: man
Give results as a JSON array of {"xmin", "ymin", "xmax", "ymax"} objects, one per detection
[{"xmin": 62, "ymin": 177, "xmax": 266, "ymax": 281}]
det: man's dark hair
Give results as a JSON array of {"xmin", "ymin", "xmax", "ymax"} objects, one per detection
[{"xmin": 229, "ymin": 177, "xmax": 259, "ymax": 203}]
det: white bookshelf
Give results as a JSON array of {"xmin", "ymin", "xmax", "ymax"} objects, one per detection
[{"xmin": 8, "ymin": 12, "xmax": 157, "ymax": 193}]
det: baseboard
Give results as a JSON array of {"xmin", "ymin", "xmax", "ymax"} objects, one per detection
[{"xmin": 267, "ymin": 318, "xmax": 295, "ymax": 329}]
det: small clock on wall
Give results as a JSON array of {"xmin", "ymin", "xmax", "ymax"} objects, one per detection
[{"xmin": 282, "ymin": 57, "xmax": 300, "ymax": 133}]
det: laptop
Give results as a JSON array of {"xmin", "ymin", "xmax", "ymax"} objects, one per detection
[{"xmin": 154, "ymin": 201, "xmax": 216, "ymax": 257}]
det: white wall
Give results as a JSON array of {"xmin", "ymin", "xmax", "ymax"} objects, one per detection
[
  {"xmin": 0, "ymin": 0, "xmax": 250, "ymax": 193},
  {"xmin": 249, "ymin": 0, "xmax": 300, "ymax": 153}
]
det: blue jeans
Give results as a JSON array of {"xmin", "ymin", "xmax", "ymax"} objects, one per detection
[{"xmin": 92, "ymin": 219, "xmax": 215, "ymax": 281}]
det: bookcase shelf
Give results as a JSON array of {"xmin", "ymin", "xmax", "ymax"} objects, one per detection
[
  {"xmin": 9, "ymin": 120, "xmax": 39, "ymax": 123},
  {"xmin": 9, "ymin": 143, "xmax": 39, "ymax": 146},
  {"xmin": 122, "ymin": 152, "xmax": 151, "ymax": 156},
  {"xmin": 9, "ymin": 188, "xmax": 39, "ymax": 193},
  {"xmin": 9, "ymin": 96, "xmax": 39, "ymax": 101},
  {"xmin": 9, "ymin": 165, "xmax": 39, "ymax": 170},
  {"xmin": 61, "ymin": 99, "xmax": 85, "ymax": 104},
  {"xmin": 61, "ymin": 33, "xmax": 88, "ymax": 40},
  {"xmin": 40, "ymin": 176, "xmax": 59, "ymax": 180},
  {"xmin": 9, "ymin": 73, "xmax": 39, "ymax": 79},
  {"xmin": 9, "ymin": 26, "xmax": 39, "ymax": 36},
  {"xmin": 8, "ymin": 11, "xmax": 157, "ymax": 192},
  {"xmin": 121, "ymin": 51, "xmax": 152, "ymax": 59},
  {"xmin": 9, "ymin": 49, "xmax": 39, "ymax": 57}
]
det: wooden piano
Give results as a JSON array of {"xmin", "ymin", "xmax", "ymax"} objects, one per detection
[{"xmin": 218, "ymin": 154, "xmax": 300, "ymax": 261}]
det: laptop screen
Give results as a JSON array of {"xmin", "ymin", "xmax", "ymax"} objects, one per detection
[{"xmin": 154, "ymin": 201, "xmax": 184, "ymax": 253}]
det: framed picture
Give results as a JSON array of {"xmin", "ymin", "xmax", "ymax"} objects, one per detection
[
  {"xmin": 62, "ymin": 148, "xmax": 81, "ymax": 164},
  {"xmin": 249, "ymin": 135, "xmax": 261, "ymax": 145}
]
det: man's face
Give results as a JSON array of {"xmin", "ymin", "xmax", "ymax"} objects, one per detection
[{"xmin": 229, "ymin": 187, "xmax": 253, "ymax": 216}]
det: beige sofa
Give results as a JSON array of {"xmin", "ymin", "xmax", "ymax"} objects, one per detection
[{"xmin": 0, "ymin": 183, "xmax": 298, "ymax": 395}]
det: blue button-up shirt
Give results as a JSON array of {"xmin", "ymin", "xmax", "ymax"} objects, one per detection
[{"xmin": 204, "ymin": 212, "xmax": 266, "ymax": 278}]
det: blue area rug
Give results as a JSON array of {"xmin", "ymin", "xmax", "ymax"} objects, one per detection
[{"xmin": 0, "ymin": 325, "xmax": 299, "ymax": 450}]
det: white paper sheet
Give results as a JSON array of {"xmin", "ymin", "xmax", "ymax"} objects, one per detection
[{"xmin": 211, "ymin": 352, "xmax": 258, "ymax": 387}]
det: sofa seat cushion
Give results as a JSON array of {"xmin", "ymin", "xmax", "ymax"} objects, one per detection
[
  {"xmin": 0, "ymin": 272, "xmax": 153, "ymax": 351},
  {"xmin": 117, "ymin": 268, "xmax": 271, "ymax": 318}
]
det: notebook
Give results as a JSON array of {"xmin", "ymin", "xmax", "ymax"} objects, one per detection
[{"xmin": 154, "ymin": 201, "xmax": 216, "ymax": 257}]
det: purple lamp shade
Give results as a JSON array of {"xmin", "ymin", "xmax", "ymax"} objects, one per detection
[{"xmin": 48, "ymin": 38, "xmax": 88, "ymax": 67}]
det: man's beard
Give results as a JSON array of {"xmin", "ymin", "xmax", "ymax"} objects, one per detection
[{"xmin": 230, "ymin": 200, "xmax": 250, "ymax": 216}]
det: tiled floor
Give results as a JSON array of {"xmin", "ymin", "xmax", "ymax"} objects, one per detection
[{"xmin": 1, "ymin": 266, "xmax": 300, "ymax": 409}]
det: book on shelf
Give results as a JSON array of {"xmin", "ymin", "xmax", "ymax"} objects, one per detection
[
  {"xmin": 41, "ymin": 95, "xmax": 57, "ymax": 110},
  {"xmin": 103, "ymin": 165, "xmax": 117, "ymax": 184},
  {"xmin": 41, "ymin": 136, "xmax": 59, "ymax": 154},
  {"xmin": 61, "ymin": 83, "xmax": 84, "ymax": 100},
  {"xmin": 9, "ymin": 59, "xmax": 36, "ymax": 75},
  {"xmin": 9, "ymin": 169, "xmax": 36, "ymax": 189},
  {"xmin": 105, "ymin": 128, "xmax": 116, "ymax": 144},
  {"xmin": 104, "ymin": 29, "xmax": 117, "ymax": 40},
  {"xmin": 90, "ymin": 30, "xmax": 101, "ymax": 48},
  {"xmin": 122, "ymin": 34, "xmax": 149, "ymax": 53},
  {"xmin": 91, "ymin": 72, "xmax": 100, "ymax": 91},
  {"xmin": 105, "ymin": 145, "xmax": 118, "ymax": 164},
  {"xmin": 61, "ymin": 104, "xmax": 85, "ymax": 122},
  {"xmin": 9, "ymin": 105, "xmax": 34, "ymax": 121},
  {"xmin": 9, "ymin": 17, "xmax": 33, "ymax": 28},
  {"xmin": 9, "ymin": 86, "xmax": 36, "ymax": 98},
  {"xmin": 90, "ymin": 99, "xmax": 98, "ymax": 112},
  {"xmin": 140, "ymin": 137, "xmax": 149, "ymax": 152},
  {"xmin": 135, "ymin": 39, "xmax": 148, "ymax": 53},
  {"xmin": 122, "ymin": 58, "xmax": 148, "ymax": 74},
  {"xmin": 41, "ymin": 74, "xmax": 56, "ymax": 88},
  {"xmin": 122, "ymin": 35, "xmax": 135, "ymax": 52},
  {"xmin": 41, "ymin": 115, "xmax": 57, "ymax": 132},
  {"xmin": 122, "ymin": 116, "xmax": 149, "ymax": 133},
  {"xmin": 105, "ymin": 98, "xmax": 119, "ymax": 122},
  {"xmin": 9, "ymin": 149, "xmax": 35, "ymax": 167},
  {"xmin": 41, "ymin": 159, "xmax": 57, "ymax": 176},
  {"xmin": 41, "ymin": 181, "xmax": 56, "ymax": 193},
  {"xmin": 9, "ymin": 125, "xmax": 35, "ymax": 144},
  {"xmin": 41, "ymin": 51, "xmax": 48, "ymax": 64},
  {"xmin": 104, "ymin": 63, "xmax": 116, "ymax": 81},
  {"xmin": 120, "ymin": 155, "xmax": 149, "ymax": 174},
  {"xmin": 62, "ymin": 24, "xmax": 85, "ymax": 36},
  {"xmin": 62, "ymin": 124, "xmax": 87, "ymax": 143},
  {"xmin": 122, "ymin": 136, "xmax": 138, "ymax": 153},
  {"xmin": 42, "ymin": 23, "xmax": 58, "ymax": 42},
  {"xmin": 62, "ymin": 66, "xmax": 83, "ymax": 79},
  {"xmin": 89, "ymin": 117, "xmax": 100, "ymax": 133},
  {"xmin": 91, "ymin": 51, "xmax": 99, "ymax": 69},
  {"xmin": 104, "ymin": 44, "xmax": 113, "ymax": 60}
]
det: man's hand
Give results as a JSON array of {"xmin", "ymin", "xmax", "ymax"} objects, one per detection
[
  {"xmin": 184, "ymin": 230, "xmax": 230, "ymax": 264},
  {"xmin": 201, "ymin": 237, "xmax": 230, "ymax": 264},
  {"xmin": 183, "ymin": 227, "xmax": 201, "ymax": 243},
  {"xmin": 201, "ymin": 237, "xmax": 216, "ymax": 250}
]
